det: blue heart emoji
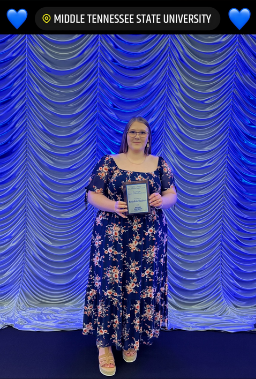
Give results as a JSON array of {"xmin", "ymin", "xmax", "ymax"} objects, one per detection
[
  {"xmin": 7, "ymin": 9, "xmax": 27, "ymax": 29},
  {"xmin": 228, "ymin": 8, "xmax": 250, "ymax": 30}
]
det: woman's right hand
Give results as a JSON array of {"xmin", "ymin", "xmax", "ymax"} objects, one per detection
[{"xmin": 114, "ymin": 201, "xmax": 128, "ymax": 218}]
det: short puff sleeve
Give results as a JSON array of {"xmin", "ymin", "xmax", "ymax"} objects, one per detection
[
  {"xmin": 84, "ymin": 155, "xmax": 110, "ymax": 209},
  {"xmin": 159, "ymin": 156, "xmax": 176, "ymax": 193}
]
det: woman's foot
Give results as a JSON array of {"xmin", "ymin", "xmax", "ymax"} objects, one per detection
[
  {"xmin": 122, "ymin": 348, "xmax": 137, "ymax": 363},
  {"xmin": 98, "ymin": 346, "xmax": 115, "ymax": 368},
  {"xmin": 123, "ymin": 348, "xmax": 136, "ymax": 357}
]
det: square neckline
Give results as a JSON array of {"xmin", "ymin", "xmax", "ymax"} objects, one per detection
[{"xmin": 108, "ymin": 155, "xmax": 160, "ymax": 174}]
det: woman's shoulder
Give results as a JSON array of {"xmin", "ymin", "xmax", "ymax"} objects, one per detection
[
  {"xmin": 109, "ymin": 153, "xmax": 123, "ymax": 158},
  {"xmin": 153, "ymin": 155, "xmax": 164, "ymax": 161},
  {"xmin": 148, "ymin": 154, "xmax": 162, "ymax": 164},
  {"xmin": 149, "ymin": 154, "xmax": 160, "ymax": 159},
  {"xmin": 102, "ymin": 154, "xmax": 123, "ymax": 168},
  {"xmin": 95, "ymin": 154, "xmax": 114, "ymax": 167},
  {"xmin": 109, "ymin": 153, "xmax": 125, "ymax": 164}
]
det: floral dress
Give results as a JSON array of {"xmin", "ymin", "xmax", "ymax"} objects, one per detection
[{"xmin": 82, "ymin": 155, "xmax": 175, "ymax": 351}]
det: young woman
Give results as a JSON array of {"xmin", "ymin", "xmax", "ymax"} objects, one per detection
[{"xmin": 82, "ymin": 116, "xmax": 177, "ymax": 376}]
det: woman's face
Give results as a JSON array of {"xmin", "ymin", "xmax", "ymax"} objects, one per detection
[{"xmin": 126, "ymin": 121, "xmax": 149, "ymax": 152}]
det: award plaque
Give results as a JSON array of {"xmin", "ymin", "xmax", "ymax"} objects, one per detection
[{"xmin": 122, "ymin": 180, "xmax": 151, "ymax": 215}]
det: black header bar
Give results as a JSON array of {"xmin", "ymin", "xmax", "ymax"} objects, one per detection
[{"xmin": 1, "ymin": 3, "xmax": 254, "ymax": 34}]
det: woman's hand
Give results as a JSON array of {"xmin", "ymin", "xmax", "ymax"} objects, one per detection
[
  {"xmin": 114, "ymin": 200, "xmax": 128, "ymax": 218},
  {"xmin": 149, "ymin": 192, "xmax": 162, "ymax": 208}
]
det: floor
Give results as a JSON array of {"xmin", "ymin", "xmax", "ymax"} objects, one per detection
[{"xmin": 1, "ymin": 326, "xmax": 256, "ymax": 378}]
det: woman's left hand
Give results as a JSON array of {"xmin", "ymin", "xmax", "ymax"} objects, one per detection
[{"xmin": 149, "ymin": 192, "xmax": 162, "ymax": 208}]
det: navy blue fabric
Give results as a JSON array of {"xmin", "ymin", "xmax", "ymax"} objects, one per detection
[
  {"xmin": 83, "ymin": 155, "xmax": 175, "ymax": 349},
  {"xmin": 84, "ymin": 155, "xmax": 176, "ymax": 208}
]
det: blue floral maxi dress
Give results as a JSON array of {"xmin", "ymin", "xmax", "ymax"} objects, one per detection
[{"xmin": 82, "ymin": 155, "xmax": 175, "ymax": 351}]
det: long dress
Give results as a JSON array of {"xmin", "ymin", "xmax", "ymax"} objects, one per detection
[{"xmin": 82, "ymin": 154, "xmax": 175, "ymax": 351}]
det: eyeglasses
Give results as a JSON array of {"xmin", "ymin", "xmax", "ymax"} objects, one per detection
[{"xmin": 128, "ymin": 131, "xmax": 148, "ymax": 138}]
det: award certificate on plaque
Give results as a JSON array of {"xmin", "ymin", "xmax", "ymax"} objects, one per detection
[{"xmin": 122, "ymin": 180, "xmax": 151, "ymax": 215}]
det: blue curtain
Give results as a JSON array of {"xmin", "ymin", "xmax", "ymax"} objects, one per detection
[{"xmin": 0, "ymin": 34, "xmax": 256, "ymax": 332}]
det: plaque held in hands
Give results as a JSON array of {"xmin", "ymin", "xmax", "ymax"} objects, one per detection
[{"xmin": 122, "ymin": 180, "xmax": 151, "ymax": 215}]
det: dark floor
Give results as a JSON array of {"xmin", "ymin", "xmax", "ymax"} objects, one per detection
[{"xmin": 1, "ymin": 326, "xmax": 256, "ymax": 379}]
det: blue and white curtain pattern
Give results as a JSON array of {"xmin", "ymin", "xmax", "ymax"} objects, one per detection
[{"xmin": 0, "ymin": 34, "xmax": 256, "ymax": 332}]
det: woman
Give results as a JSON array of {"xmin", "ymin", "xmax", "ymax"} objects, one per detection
[{"xmin": 82, "ymin": 116, "xmax": 177, "ymax": 376}]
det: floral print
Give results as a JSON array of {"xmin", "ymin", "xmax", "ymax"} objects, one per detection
[{"xmin": 82, "ymin": 155, "xmax": 175, "ymax": 351}]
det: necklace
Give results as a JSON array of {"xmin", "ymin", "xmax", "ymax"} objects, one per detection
[{"xmin": 125, "ymin": 153, "xmax": 147, "ymax": 165}]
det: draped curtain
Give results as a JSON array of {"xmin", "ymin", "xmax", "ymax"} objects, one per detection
[{"xmin": 0, "ymin": 34, "xmax": 256, "ymax": 332}]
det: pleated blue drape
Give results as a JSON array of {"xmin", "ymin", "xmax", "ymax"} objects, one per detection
[{"xmin": 0, "ymin": 34, "xmax": 256, "ymax": 332}]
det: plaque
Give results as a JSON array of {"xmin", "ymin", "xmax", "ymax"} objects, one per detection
[{"xmin": 122, "ymin": 180, "xmax": 151, "ymax": 215}]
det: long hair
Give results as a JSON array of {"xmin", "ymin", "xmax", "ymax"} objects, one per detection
[{"xmin": 119, "ymin": 116, "xmax": 152, "ymax": 155}]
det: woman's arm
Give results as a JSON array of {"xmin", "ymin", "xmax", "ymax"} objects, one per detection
[
  {"xmin": 88, "ymin": 191, "xmax": 128, "ymax": 217},
  {"xmin": 88, "ymin": 191, "xmax": 116, "ymax": 212},
  {"xmin": 161, "ymin": 186, "xmax": 177, "ymax": 209},
  {"xmin": 149, "ymin": 185, "xmax": 177, "ymax": 210}
]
